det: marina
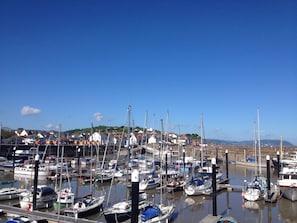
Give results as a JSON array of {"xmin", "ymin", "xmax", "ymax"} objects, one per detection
[{"xmin": 0, "ymin": 158, "xmax": 295, "ymax": 223}]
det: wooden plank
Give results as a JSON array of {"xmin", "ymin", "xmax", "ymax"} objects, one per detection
[{"xmin": 0, "ymin": 204, "xmax": 101, "ymax": 223}]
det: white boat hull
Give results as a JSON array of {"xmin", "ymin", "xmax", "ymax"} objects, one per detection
[
  {"xmin": 184, "ymin": 184, "xmax": 211, "ymax": 196},
  {"xmin": 243, "ymin": 188, "xmax": 262, "ymax": 201},
  {"xmin": 139, "ymin": 178, "xmax": 160, "ymax": 190},
  {"xmin": 279, "ymin": 186, "xmax": 297, "ymax": 201}
]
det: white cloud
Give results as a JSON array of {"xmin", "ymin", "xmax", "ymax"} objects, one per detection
[
  {"xmin": 214, "ymin": 127, "xmax": 222, "ymax": 132},
  {"xmin": 45, "ymin": 124, "xmax": 53, "ymax": 129},
  {"xmin": 20, "ymin": 106, "xmax": 41, "ymax": 116},
  {"xmin": 93, "ymin": 112, "xmax": 103, "ymax": 122}
]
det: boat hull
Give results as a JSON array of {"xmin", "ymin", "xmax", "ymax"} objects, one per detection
[
  {"xmin": 53, "ymin": 202, "xmax": 73, "ymax": 211},
  {"xmin": 0, "ymin": 193, "xmax": 20, "ymax": 201},
  {"xmin": 20, "ymin": 199, "xmax": 56, "ymax": 210},
  {"xmin": 63, "ymin": 196, "xmax": 104, "ymax": 218},
  {"xmin": 0, "ymin": 188, "xmax": 27, "ymax": 201},
  {"xmin": 184, "ymin": 185, "xmax": 211, "ymax": 196},
  {"xmin": 104, "ymin": 212, "xmax": 131, "ymax": 223},
  {"xmin": 243, "ymin": 188, "xmax": 262, "ymax": 201},
  {"xmin": 279, "ymin": 186, "xmax": 297, "ymax": 201}
]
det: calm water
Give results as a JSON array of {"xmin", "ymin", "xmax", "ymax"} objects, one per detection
[{"xmin": 0, "ymin": 164, "xmax": 296, "ymax": 223}]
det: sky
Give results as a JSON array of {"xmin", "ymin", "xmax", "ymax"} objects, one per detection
[{"xmin": 0, "ymin": 0, "xmax": 296, "ymax": 145}]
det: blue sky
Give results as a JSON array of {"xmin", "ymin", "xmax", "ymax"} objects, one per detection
[{"xmin": 0, "ymin": 1, "xmax": 296, "ymax": 145}]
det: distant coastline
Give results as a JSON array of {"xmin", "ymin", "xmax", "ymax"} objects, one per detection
[{"xmin": 206, "ymin": 138, "xmax": 294, "ymax": 146}]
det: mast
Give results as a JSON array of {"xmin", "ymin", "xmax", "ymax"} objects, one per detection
[
  {"xmin": 200, "ymin": 113, "xmax": 204, "ymax": 167},
  {"xmin": 101, "ymin": 132, "xmax": 110, "ymax": 169},
  {"xmin": 141, "ymin": 110, "xmax": 148, "ymax": 147},
  {"xmin": 257, "ymin": 108, "xmax": 262, "ymax": 175},
  {"xmin": 177, "ymin": 125, "xmax": 181, "ymax": 160},
  {"xmin": 55, "ymin": 124, "xmax": 62, "ymax": 191},
  {"xmin": 127, "ymin": 105, "xmax": 131, "ymax": 161},
  {"xmin": 253, "ymin": 121, "xmax": 257, "ymax": 175},
  {"xmin": 160, "ymin": 118, "xmax": 164, "ymax": 205},
  {"xmin": 90, "ymin": 123, "xmax": 94, "ymax": 194},
  {"xmin": 165, "ymin": 111, "xmax": 169, "ymax": 152},
  {"xmin": 280, "ymin": 136, "xmax": 283, "ymax": 160}
]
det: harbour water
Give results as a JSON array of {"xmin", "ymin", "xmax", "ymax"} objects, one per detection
[{"xmin": 0, "ymin": 164, "xmax": 296, "ymax": 223}]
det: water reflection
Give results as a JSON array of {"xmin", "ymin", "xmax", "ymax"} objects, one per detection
[{"xmin": 279, "ymin": 198, "xmax": 297, "ymax": 223}]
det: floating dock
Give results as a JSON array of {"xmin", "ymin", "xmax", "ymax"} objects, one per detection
[{"xmin": 0, "ymin": 204, "xmax": 102, "ymax": 223}]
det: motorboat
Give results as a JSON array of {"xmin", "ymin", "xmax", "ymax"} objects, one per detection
[
  {"xmin": 14, "ymin": 163, "xmax": 49, "ymax": 178},
  {"xmin": 166, "ymin": 176, "xmax": 186, "ymax": 193},
  {"xmin": 0, "ymin": 187, "xmax": 27, "ymax": 201},
  {"xmin": 19, "ymin": 185, "xmax": 57, "ymax": 210},
  {"xmin": 278, "ymin": 165, "xmax": 297, "ymax": 201}
]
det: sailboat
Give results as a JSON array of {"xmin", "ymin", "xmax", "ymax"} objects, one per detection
[
  {"xmin": 103, "ymin": 114, "xmax": 151, "ymax": 223},
  {"xmin": 242, "ymin": 109, "xmax": 278, "ymax": 202},
  {"xmin": 184, "ymin": 114, "xmax": 213, "ymax": 196},
  {"xmin": 184, "ymin": 176, "xmax": 212, "ymax": 196},
  {"xmin": 63, "ymin": 126, "xmax": 105, "ymax": 218},
  {"xmin": 196, "ymin": 113, "xmax": 223, "ymax": 180},
  {"xmin": 53, "ymin": 144, "xmax": 75, "ymax": 211},
  {"xmin": 139, "ymin": 119, "xmax": 175, "ymax": 223},
  {"xmin": 104, "ymin": 192, "xmax": 149, "ymax": 223}
]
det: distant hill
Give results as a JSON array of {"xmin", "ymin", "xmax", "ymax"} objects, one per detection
[{"xmin": 206, "ymin": 139, "xmax": 294, "ymax": 146}]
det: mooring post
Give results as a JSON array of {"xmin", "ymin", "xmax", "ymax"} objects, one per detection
[
  {"xmin": 225, "ymin": 149, "xmax": 229, "ymax": 179},
  {"xmin": 212, "ymin": 158, "xmax": 217, "ymax": 216},
  {"xmin": 131, "ymin": 169, "xmax": 139, "ymax": 223},
  {"xmin": 12, "ymin": 147, "xmax": 16, "ymax": 169},
  {"xmin": 33, "ymin": 154, "xmax": 40, "ymax": 210},
  {"xmin": 266, "ymin": 155, "xmax": 271, "ymax": 192},
  {"xmin": 277, "ymin": 151, "xmax": 280, "ymax": 178}
]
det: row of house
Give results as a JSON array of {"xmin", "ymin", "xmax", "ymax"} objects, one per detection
[{"xmin": 2, "ymin": 128, "xmax": 200, "ymax": 147}]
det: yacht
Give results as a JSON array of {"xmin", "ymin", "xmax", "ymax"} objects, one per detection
[
  {"xmin": 278, "ymin": 165, "xmax": 297, "ymax": 201},
  {"xmin": 19, "ymin": 185, "xmax": 57, "ymax": 210}
]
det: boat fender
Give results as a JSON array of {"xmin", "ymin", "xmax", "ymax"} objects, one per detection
[{"xmin": 26, "ymin": 203, "xmax": 31, "ymax": 212}]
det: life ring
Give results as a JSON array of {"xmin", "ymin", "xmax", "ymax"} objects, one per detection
[{"xmin": 26, "ymin": 203, "xmax": 31, "ymax": 212}]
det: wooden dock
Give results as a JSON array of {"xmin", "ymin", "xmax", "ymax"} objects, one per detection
[
  {"xmin": 0, "ymin": 204, "xmax": 103, "ymax": 223},
  {"xmin": 217, "ymin": 183, "xmax": 244, "ymax": 192},
  {"xmin": 202, "ymin": 178, "xmax": 244, "ymax": 195}
]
